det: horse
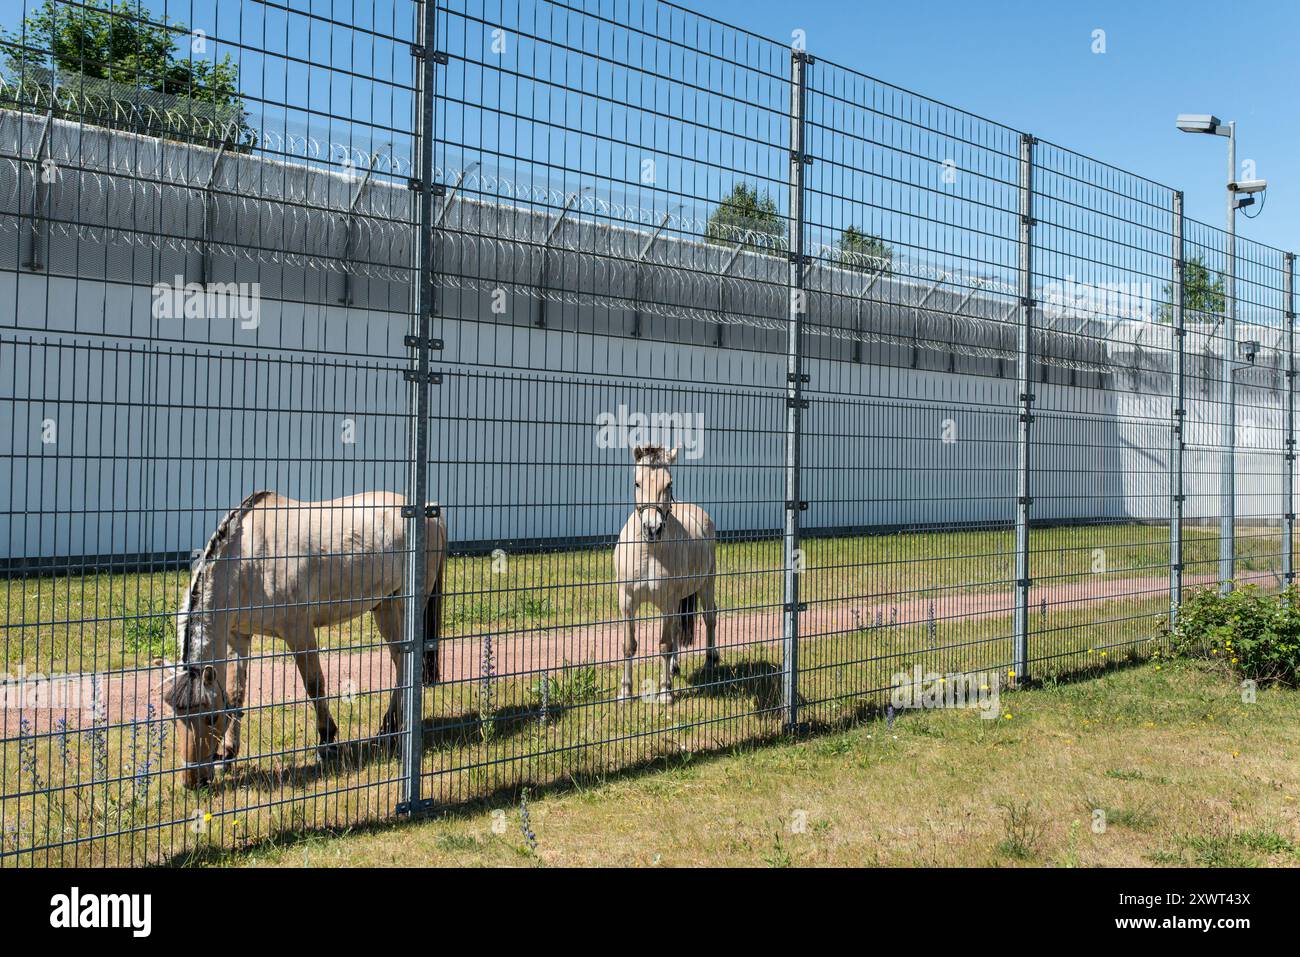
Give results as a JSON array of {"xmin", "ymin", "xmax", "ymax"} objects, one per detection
[
  {"xmin": 613, "ymin": 445, "xmax": 719, "ymax": 703},
  {"xmin": 161, "ymin": 490, "xmax": 447, "ymax": 789}
]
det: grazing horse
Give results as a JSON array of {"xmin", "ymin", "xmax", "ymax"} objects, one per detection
[
  {"xmin": 613, "ymin": 445, "xmax": 719, "ymax": 703},
  {"xmin": 161, "ymin": 490, "xmax": 447, "ymax": 789}
]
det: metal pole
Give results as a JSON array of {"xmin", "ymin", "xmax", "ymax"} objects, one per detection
[
  {"xmin": 22, "ymin": 110, "xmax": 54, "ymax": 271},
  {"xmin": 1285, "ymin": 251, "xmax": 1296, "ymax": 590},
  {"xmin": 631, "ymin": 208, "xmax": 674, "ymax": 338},
  {"xmin": 1220, "ymin": 122, "xmax": 1237, "ymax": 593},
  {"xmin": 715, "ymin": 235, "xmax": 749, "ymax": 348},
  {"xmin": 1012, "ymin": 132, "xmax": 1035, "ymax": 687},
  {"xmin": 537, "ymin": 190, "xmax": 583, "ymax": 328},
  {"xmin": 200, "ymin": 141, "xmax": 229, "ymax": 286},
  {"xmin": 782, "ymin": 49, "xmax": 811, "ymax": 730},
  {"xmin": 1171, "ymin": 191, "xmax": 1186, "ymax": 619},
  {"xmin": 338, "ymin": 146, "xmax": 386, "ymax": 305},
  {"xmin": 398, "ymin": 2, "xmax": 440, "ymax": 817}
]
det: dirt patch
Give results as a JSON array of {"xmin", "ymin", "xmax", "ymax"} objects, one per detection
[{"xmin": 2, "ymin": 568, "xmax": 1267, "ymax": 736}]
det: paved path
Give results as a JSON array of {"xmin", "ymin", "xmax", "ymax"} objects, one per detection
[{"xmin": 4, "ymin": 568, "xmax": 1270, "ymax": 736}]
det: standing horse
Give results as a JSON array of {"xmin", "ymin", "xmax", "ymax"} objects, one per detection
[
  {"xmin": 162, "ymin": 490, "xmax": 447, "ymax": 789},
  {"xmin": 613, "ymin": 445, "xmax": 719, "ymax": 703}
]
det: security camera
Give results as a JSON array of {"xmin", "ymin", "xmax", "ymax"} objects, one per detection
[
  {"xmin": 1238, "ymin": 340, "xmax": 1260, "ymax": 364},
  {"xmin": 1231, "ymin": 179, "xmax": 1268, "ymax": 194}
]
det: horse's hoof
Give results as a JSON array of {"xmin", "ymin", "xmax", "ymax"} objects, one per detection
[
  {"xmin": 619, "ymin": 684, "xmax": 634, "ymax": 703},
  {"xmin": 657, "ymin": 689, "xmax": 674, "ymax": 705},
  {"xmin": 671, "ymin": 660, "xmax": 681, "ymax": 677},
  {"xmin": 316, "ymin": 743, "xmax": 341, "ymax": 764}
]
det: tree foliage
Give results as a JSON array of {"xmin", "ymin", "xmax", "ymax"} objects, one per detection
[
  {"xmin": 705, "ymin": 183, "xmax": 783, "ymax": 249},
  {"xmin": 1, "ymin": 0, "xmax": 250, "ymax": 146},
  {"xmin": 837, "ymin": 225, "xmax": 892, "ymax": 272},
  {"xmin": 1160, "ymin": 254, "xmax": 1226, "ymax": 324}
]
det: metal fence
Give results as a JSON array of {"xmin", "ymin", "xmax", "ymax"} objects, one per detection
[{"xmin": 1, "ymin": 0, "xmax": 1295, "ymax": 865}]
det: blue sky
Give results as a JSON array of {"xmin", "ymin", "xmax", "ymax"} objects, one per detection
[
  {"xmin": 710, "ymin": 0, "xmax": 1298, "ymax": 252},
  {"xmin": 1, "ymin": 0, "xmax": 1293, "ymax": 258}
]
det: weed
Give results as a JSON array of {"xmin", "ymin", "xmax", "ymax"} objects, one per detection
[{"xmin": 995, "ymin": 801, "xmax": 1044, "ymax": 861}]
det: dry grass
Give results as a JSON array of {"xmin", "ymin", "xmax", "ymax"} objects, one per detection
[
  {"xmin": 0, "ymin": 520, "xmax": 1289, "ymax": 866},
  {"xmin": 197, "ymin": 658, "xmax": 1300, "ymax": 868},
  {"xmin": 1, "ymin": 522, "xmax": 1282, "ymax": 674}
]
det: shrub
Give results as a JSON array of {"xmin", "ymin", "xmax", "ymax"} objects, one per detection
[
  {"xmin": 112, "ymin": 595, "xmax": 178, "ymax": 659},
  {"xmin": 1164, "ymin": 585, "xmax": 1300, "ymax": 686}
]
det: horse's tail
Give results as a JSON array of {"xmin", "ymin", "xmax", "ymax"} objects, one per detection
[
  {"xmin": 422, "ymin": 556, "xmax": 445, "ymax": 686},
  {"xmin": 678, "ymin": 591, "xmax": 697, "ymax": 647}
]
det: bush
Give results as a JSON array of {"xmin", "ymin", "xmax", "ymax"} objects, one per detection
[
  {"xmin": 112, "ymin": 595, "xmax": 178, "ymax": 659},
  {"xmin": 1165, "ymin": 585, "xmax": 1300, "ymax": 686}
]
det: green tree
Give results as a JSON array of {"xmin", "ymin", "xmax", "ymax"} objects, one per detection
[
  {"xmin": 1, "ymin": 0, "xmax": 251, "ymax": 146},
  {"xmin": 1160, "ymin": 254, "xmax": 1226, "ymax": 324},
  {"xmin": 705, "ymin": 183, "xmax": 783, "ymax": 250},
  {"xmin": 837, "ymin": 225, "xmax": 892, "ymax": 272}
]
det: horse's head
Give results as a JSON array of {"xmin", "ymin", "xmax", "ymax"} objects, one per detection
[
  {"xmin": 632, "ymin": 445, "xmax": 678, "ymax": 542},
  {"xmin": 161, "ymin": 662, "xmax": 229, "ymax": 789}
]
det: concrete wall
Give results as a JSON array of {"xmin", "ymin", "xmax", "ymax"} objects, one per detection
[{"xmin": 0, "ymin": 112, "xmax": 1292, "ymax": 565}]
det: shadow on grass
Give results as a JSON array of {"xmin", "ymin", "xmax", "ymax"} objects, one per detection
[
  {"xmin": 224, "ymin": 705, "xmax": 543, "ymax": 794},
  {"xmin": 165, "ymin": 649, "xmax": 1166, "ymax": 867},
  {"xmin": 686, "ymin": 658, "xmax": 783, "ymax": 712},
  {"xmin": 1029, "ymin": 644, "xmax": 1160, "ymax": 691},
  {"xmin": 161, "ymin": 732, "xmax": 786, "ymax": 867}
]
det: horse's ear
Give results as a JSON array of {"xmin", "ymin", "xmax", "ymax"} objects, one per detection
[
  {"xmin": 161, "ymin": 667, "xmax": 189, "ymax": 711},
  {"xmin": 667, "ymin": 447, "xmax": 679, "ymax": 464},
  {"xmin": 633, "ymin": 445, "xmax": 649, "ymax": 463}
]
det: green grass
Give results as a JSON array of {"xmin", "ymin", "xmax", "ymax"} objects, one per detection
[
  {"xmin": 0, "ymin": 520, "xmax": 1289, "ymax": 866},
  {"xmin": 3, "ymin": 592, "xmax": 1164, "ymax": 865},
  {"xmin": 185, "ymin": 659, "xmax": 1300, "ymax": 867},
  {"xmin": 1, "ymin": 522, "xmax": 1284, "ymax": 675}
]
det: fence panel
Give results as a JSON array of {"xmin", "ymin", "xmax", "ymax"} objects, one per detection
[
  {"xmin": 420, "ymin": 0, "xmax": 797, "ymax": 804},
  {"xmin": 1, "ymin": 0, "xmax": 423, "ymax": 864},
  {"xmin": 795, "ymin": 57, "xmax": 1025, "ymax": 719},
  {"xmin": 1227, "ymin": 235, "xmax": 1290, "ymax": 594},
  {"xmin": 1029, "ymin": 142, "xmax": 1178, "ymax": 672}
]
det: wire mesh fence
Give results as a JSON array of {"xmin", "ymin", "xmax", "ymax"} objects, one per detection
[{"xmin": 0, "ymin": 0, "xmax": 1295, "ymax": 865}]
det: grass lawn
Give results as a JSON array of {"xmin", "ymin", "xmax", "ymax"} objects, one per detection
[
  {"xmin": 0, "ymin": 521, "xmax": 1284, "ymax": 674},
  {"xmin": 0, "ymin": 520, "xmax": 1288, "ymax": 866},
  {"xmin": 204, "ymin": 658, "xmax": 1300, "ymax": 868}
]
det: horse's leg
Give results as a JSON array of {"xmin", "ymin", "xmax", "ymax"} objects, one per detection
[
  {"xmin": 619, "ymin": 589, "xmax": 637, "ymax": 702},
  {"xmin": 287, "ymin": 627, "xmax": 338, "ymax": 754},
  {"xmin": 702, "ymin": 581, "xmax": 720, "ymax": 670},
  {"xmin": 372, "ymin": 594, "xmax": 406, "ymax": 741},
  {"xmin": 658, "ymin": 613, "xmax": 676, "ymax": 704},
  {"xmin": 221, "ymin": 632, "xmax": 253, "ymax": 762},
  {"xmin": 670, "ymin": 599, "xmax": 682, "ymax": 677}
]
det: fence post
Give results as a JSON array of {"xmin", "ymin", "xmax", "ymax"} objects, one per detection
[
  {"xmin": 1171, "ymin": 192, "xmax": 1186, "ymax": 619},
  {"xmin": 782, "ymin": 48, "xmax": 811, "ymax": 730},
  {"xmin": 398, "ymin": 1, "xmax": 441, "ymax": 817},
  {"xmin": 1285, "ymin": 252, "xmax": 1296, "ymax": 591},
  {"xmin": 1012, "ymin": 132, "xmax": 1035, "ymax": 687}
]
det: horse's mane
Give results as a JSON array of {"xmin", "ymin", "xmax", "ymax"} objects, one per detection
[
  {"xmin": 633, "ymin": 444, "xmax": 670, "ymax": 465},
  {"xmin": 180, "ymin": 489, "xmax": 275, "ymax": 663}
]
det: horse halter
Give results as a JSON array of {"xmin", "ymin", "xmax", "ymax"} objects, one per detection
[
  {"xmin": 635, "ymin": 485, "xmax": 673, "ymax": 533},
  {"xmin": 178, "ymin": 666, "xmax": 242, "ymax": 772}
]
